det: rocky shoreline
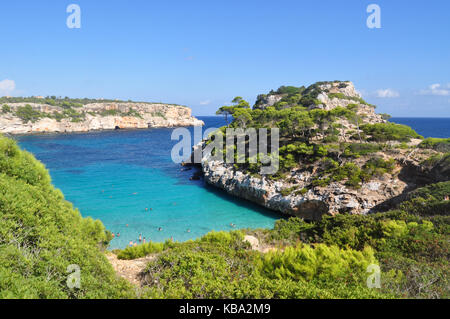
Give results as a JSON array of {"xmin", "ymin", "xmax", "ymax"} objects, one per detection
[
  {"xmin": 0, "ymin": 102, "xmax": 204, "ymax": 134},
  {"xmin": 195, "ymin": 81, "xmax": 449, "ymax": 220}
]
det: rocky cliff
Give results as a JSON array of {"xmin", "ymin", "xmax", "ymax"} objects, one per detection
[
  {"xmin": 0, "ymin": 101, "xmax": 204, "ymax": 134},
  {"xmin": 198, "ymin": 81, "xmax": 449, "ymax": 220}
]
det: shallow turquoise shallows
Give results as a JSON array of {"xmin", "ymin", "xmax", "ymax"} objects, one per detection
[{"xmin": 16, "ymin": 116, "xmax": 280, "ymax": 249}]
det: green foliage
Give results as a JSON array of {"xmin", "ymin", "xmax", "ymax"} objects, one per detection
[
  {"xmin": 379, "ymin": 113, "xmax": 392, "ymax": 120},
  {"xmin": 99, "ymin": 109, "xmax": 121, "ymax": 117},
  {"xmin": 327, "ymin": 93, "xmax": 370, "ymax": 105},
  {"xmin": 138, "ymin": 229, "xmax": 385, "ymax": 299},
  {"xmin": 125, "ymin": 108, "xmax": 143, "ymax": 118},
  {"xmin": 280, "ymin": 185, "xmax": 299, "ymax": 196},
  {"xmin": 419, "ymin": 138, "xmax": 450, "ymax": 152},
  {"xmin": 117, "ymin": 241, "xmax": 166, "ymax": 260},
  {"xmin": 0, "ymin": 135, "xmax": 133, "ymax": 298},
  {"xmin": 397, "ymin": 181, "xmax": 450, "ymax": 216},
  {"xmin": 1, "ymin": 104, "xmax": 11, "ymax": 113},
  {"xmin": 257, "ymin": 244, "xmax": 376, "ymax": 282},
  {"xmin": 0, "ymin": 96, "xmax": 134, "ymax": 107},
  {"xmin": 361, "ymin": 123, "xmax": 422, "ymax": 142},
  {"xmin": 311, "ymin": 157, "xmax": 396, "ymax": 189},
  {"xmin": 62, "ymin": 108, "xmax": 85, "ymax": 122},
  {"xmin": 341, "ymin": 143, "xmax": 383, "ymax": 158},
  {"xmin": 15, "ymin": 105, "xmax": 44, "ymax": 123}
]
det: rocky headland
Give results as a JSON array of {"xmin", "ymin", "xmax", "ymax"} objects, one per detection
[
  {"xmin": 197, "ymin": 81, "xmax": 450, "ymax": 220},
  {"xmin": 0, "ymin": 100, "xmax": 203, "ymax": 134}
]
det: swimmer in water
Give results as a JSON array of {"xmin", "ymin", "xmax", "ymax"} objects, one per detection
[
  {"xmin": 117, "ymin": 232, "xmax": 120, "ymax": 237},
  {"xmin": 187, "ymin": 229, "xmax": 190, "ymax": 233},
  {"xmin": 158, "ymin": 227, "xmax": 162, "ymax": 231},
  {"xmin": 143, "ymin": 237, "xmax": 146, "ymax": 243},
  {"xmin": 139, "ymin": 234, "xmax": 142, "ymax": 242}
]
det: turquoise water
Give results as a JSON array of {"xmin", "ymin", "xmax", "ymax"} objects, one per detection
[
  {"xmin": 16, "ymin": 117, "xmax": 279, "ymax": 249},
  {"xmin": 16, "ymin": 116, "xmax": 450, "ymax": 249}
]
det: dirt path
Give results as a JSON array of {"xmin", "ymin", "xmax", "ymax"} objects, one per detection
[
  {"xmin": 106, "ymin": 236, "xmax": 277, "ymax": 286},
  {"xmin": 106, "ymin": 253, "xmax": 155, "ymax": 286}
]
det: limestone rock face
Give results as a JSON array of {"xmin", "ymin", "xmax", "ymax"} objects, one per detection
[
  {"xmin": 201, "ymin": 149, "xmax": 440, "ymax": 220},
  {"xmin": 0, "ymin": 102, "xmax": 204, "ymax": 134},
  {"xmin": 254, "ymin": 94, "xmax": 284, "ymax": 110}
]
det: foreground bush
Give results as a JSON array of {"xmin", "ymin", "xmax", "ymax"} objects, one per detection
[{"xmin": 0, "ymin": 135, "xmax": 133, "ymax": 298}]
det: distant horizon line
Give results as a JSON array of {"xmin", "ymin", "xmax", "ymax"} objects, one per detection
[{"xmin": 193, "ymin": 114, "xmax": 450, "ymax": 119}]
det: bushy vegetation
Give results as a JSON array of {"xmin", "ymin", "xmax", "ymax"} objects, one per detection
[
  {"xmin": 137, "ymin": 230, "xmax": 387, "ymax": 299},
  {"xmin": 0, "ymin": 128, "xmax": 448, "ymax": 299},
  {"xmin": 1, "ymin": 105, "xmax": 11, "ymax": 114},
  {"xmin": 117, "ymin": 240, "xmax": 173, "ymax": 260},
  {"xmin": 397, "ymin": 181, "xmax": 450, "ymax": 216},
  {"xmin": 0, "ymin": 135, "xmax": 133, "ymax": 298},
  {"xmin": 15, "ymin": 105, "xmax": 44, "ymax": 123},
  {"xmin": 0, "ymin": 96, "xmax": 128, "ymax": 107},
  {"xmin": 419, "ymin": 138, "xmax": 450, "ymax": 152},
  {"xmin": 361, "ymin": 123, "xmax": 422, "ymax": 142},
  {"xmin": 115, "ymin": 183, "xmax": 449, "ymax": 299}
]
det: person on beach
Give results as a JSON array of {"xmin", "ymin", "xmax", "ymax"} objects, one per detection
[
  {"xmin": 139, "ymin": 234, "xmax": 142, "ymax": 242},
  {"xmin": 129, "ymin": 241, "xmax": 133, "ymax": 247},
  {"xmin": 143, "ymin": 237, "xmax": 146, "ymax": 243}
]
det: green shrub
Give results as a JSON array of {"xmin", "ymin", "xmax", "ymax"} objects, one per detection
[
  {"xmin": 257, "ymin": 244, "xmax": 377, "ymax": 282},
  {"xmin": 398, "ymin": 181, "xmax": 450, "ymax": 216},
  {"xmin": 117, "ymin": 241, "xmax": 165, "ymax": 260},
  {"xmin": 1, "ymin": 104, "xmax": 11, "ymax": 113},
  {"xmin": 0, "ymin": 135, "xmax": 133, "ymax": 298},
  {"xmin": 15, "ymin": 105, "xmax": 43, "ymax": 123},
  {"xmin": 419, "ymin": 138, "xmax": 450, "ymax": 152},
  {"xmin": 361, "ymin": 123, "xmax": 422, "ymax": 142}
]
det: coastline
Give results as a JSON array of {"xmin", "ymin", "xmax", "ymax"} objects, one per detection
[{"xmin": 0, "ymin": 101, "xmax": 204, "ymax": 135}]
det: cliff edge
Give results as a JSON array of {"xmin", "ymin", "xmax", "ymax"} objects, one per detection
[
  {"xmin": 0, "ymin": 99, "xmax": 203, "ymax": 134},
  {"xmin": 200, "ymin": 81, "xmax": 450, "ymax": 220}
]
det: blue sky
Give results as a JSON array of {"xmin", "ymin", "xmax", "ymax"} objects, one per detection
[{"xmin": 0, "ymin": 0, "xmax": 449, "ymax": 116}]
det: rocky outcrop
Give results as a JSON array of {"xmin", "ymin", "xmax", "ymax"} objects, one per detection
[
  {"xmin": 0, "ymin": 102, "xmax": 204, "ymax": 134},
  {"xmin": 254, "ymin": 94, "xmax": 285, "ymax": 110},
  {"xmin": 201, "ymin": 146, "xmax": 440, "ymax": 220},
  {"xmin": 198, "ymin": 81, "xmax": 444, "ymax": 220}
]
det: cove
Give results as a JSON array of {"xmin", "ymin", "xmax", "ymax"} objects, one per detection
[{"xmin": 16, "ymin": 116, "xmax": 279, "ymax": 249}]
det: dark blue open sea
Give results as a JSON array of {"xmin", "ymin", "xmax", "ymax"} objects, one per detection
[
  {"xmin": 389, "ymin": 117, "xmax": 450, "ymax": 138},
  {"xmin": 16, "ymin": 116, "xmax": 450, "ymax": 248}
]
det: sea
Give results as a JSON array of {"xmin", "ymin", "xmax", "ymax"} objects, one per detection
[{"xmin": 16, "ymin": 116, "xmax": 450, "ymax": 249}]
